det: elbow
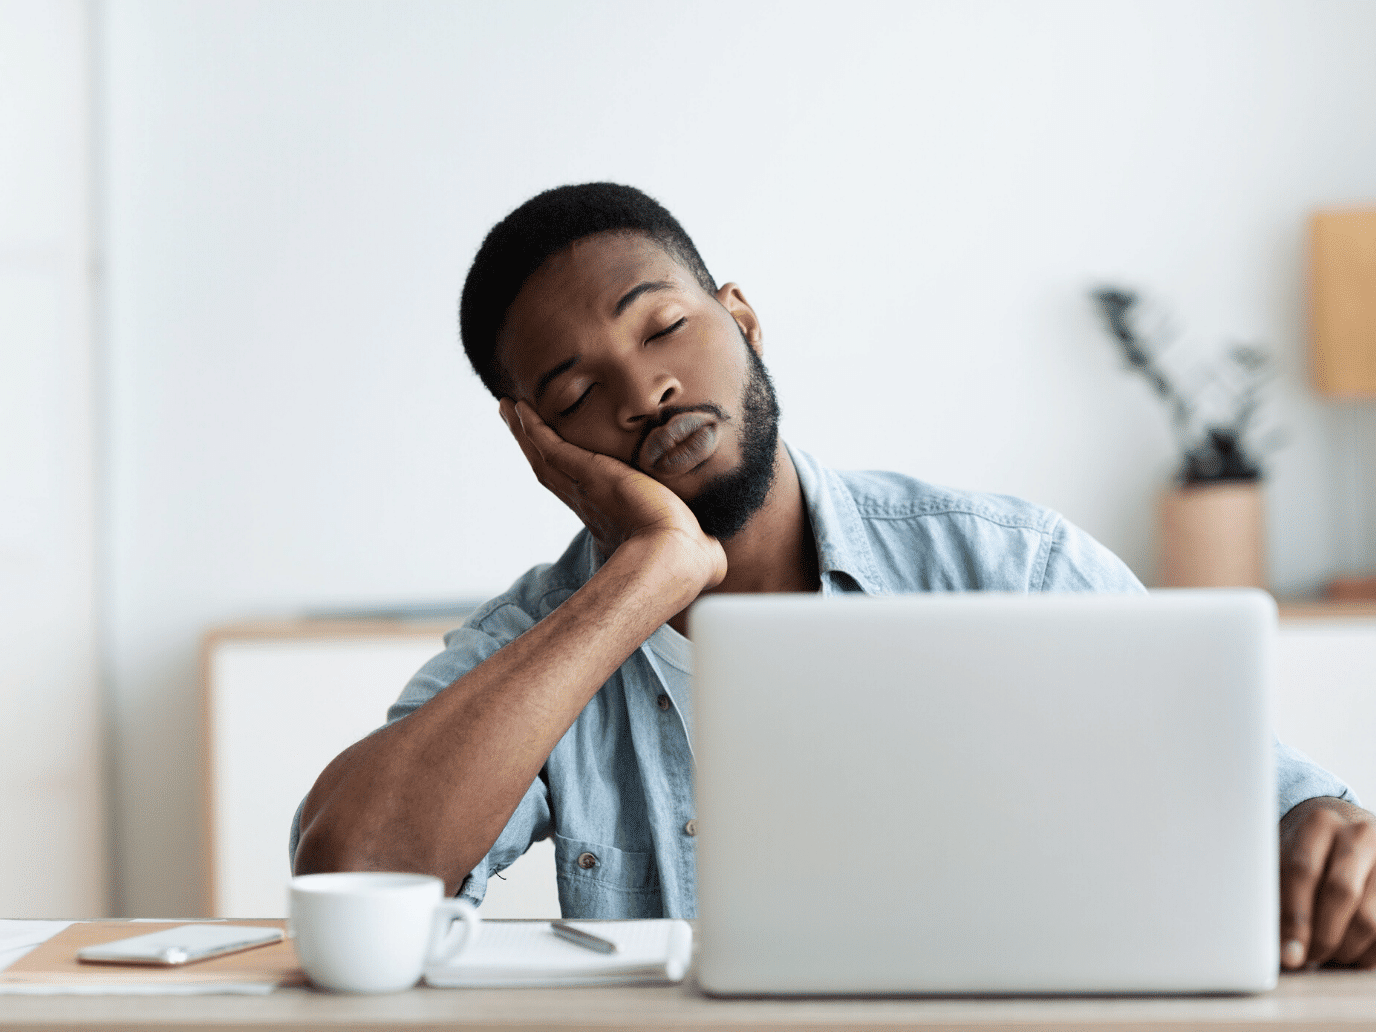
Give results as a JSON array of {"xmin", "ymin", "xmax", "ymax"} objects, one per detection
[
  {"xmin": 292, "ymin": 809, "xmax": 355, "ymax": 877},
  {"xmin": 290, "ymin": 778, "xmax": 381, "ymax": 877},
  {"xmin": 290, "ymin": 752, "xmax": 383, "ymax": 877},
  {"xmin": 292, "ymin": 806, "xmax": 475, "ymax": 899}
]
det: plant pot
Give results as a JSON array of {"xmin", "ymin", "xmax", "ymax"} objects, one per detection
[{"xmin": 1159, "ymin": 482, "xmax": 1266, "ymax": 589}]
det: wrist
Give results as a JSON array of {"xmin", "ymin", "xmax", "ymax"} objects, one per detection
[{"xmin": 613, "ymin": 527, "xmax": 725, "ymax": 611}]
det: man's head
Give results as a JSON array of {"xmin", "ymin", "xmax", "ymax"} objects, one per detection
[
  {"xmin": 460, "ymin": 183, "xmax": 717, "ymax": 400},
  {"xmin": 460, "ymin": 183, "xmax": 781, "ymax": 540}
]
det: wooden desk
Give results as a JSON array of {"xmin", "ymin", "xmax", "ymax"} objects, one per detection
[{"xmin": 2, "ymin": 971, "xmax": 1376, "ymax": 1031}]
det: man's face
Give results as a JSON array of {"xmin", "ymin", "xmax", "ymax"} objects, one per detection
[{"xmin": 497, "ymin": 232, "xmax": 780, "ymax": 538}]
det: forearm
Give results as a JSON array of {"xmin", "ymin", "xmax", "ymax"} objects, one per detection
[{"xmin": 292, "ymin": 532, "xmax": 709, "ymax": 893}]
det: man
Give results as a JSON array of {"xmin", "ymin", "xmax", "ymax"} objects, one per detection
[{"xmin": 294, "ymin": 183, "xmax": 1376, "ymax": 970}]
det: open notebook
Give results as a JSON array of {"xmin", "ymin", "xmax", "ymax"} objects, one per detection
[{"xmin": 424, "ymin": 919, "xmax": 692, "ymax": 988}]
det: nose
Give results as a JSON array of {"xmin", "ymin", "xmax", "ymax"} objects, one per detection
[{"xmin": 616, "ymin": 365, "xmax": 680, "ymax": 429}]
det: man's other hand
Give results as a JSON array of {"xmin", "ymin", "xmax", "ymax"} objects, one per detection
[
  {"xmin": 1280, "ymin": 795, "xmax": 1376, "ymax": 969},
  {"xmin": 499, "ymin": 398, "xmax": 727, "ymax": 589}
]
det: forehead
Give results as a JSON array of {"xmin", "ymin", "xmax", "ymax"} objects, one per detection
[{"xmin": 497, "ymin": 232, "xmax": 698, "ymax": 379}]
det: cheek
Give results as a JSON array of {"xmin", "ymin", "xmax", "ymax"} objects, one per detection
[
  {"xmin": 706, "ymin": 335, "xmax": 753, "ymax": 402},
  {"xmin": 557, "ymin": 417, "xmax": 633, "ymax": 463}
]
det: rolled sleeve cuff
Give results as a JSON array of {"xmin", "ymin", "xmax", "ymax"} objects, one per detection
[{"xmin": 1276, "ymin": 737, "xmax": 1360, "ymax": 819}]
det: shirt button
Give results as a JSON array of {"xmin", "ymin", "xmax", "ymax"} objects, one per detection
[
  {"xmin": 576, "ymin": 852, "xmax": 598, "ymax": 870},
  {"xmin": 656, "ymin": 693, "xmax": 671, "ymax": 711},
  {"xmin": 684, "ymin": 819, "xmax": 698, "ymax": 837}
]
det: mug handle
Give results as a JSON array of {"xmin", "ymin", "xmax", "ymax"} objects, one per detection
[{"xmin": 427, "ymin": 897, "xmax": 481, "ymax": 966}]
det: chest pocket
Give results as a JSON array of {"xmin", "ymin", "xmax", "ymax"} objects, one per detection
[{"xmin": 553, "ymin": 832, "xmax": 663, "ymax": 919}]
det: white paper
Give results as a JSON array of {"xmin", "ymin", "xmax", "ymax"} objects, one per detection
[
  {"xmin": 424, "ymin": 919, "xmax": 692, "ymax": 988},
  {"xmin": 0, "ymin": 921, "xmax": 73, "ymax": 973}
]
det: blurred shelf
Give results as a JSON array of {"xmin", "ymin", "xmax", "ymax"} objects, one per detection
[{"xmin": 1278, "ymin": 599, "xmax": 1376, "ymax": 620}]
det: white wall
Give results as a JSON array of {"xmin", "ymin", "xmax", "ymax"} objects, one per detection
[
  {"xmin": 0, "ymin": 0, "xmax": 108, "ymax": 916},
  {"xmin": 97, "ymin": 0, "xmax": 1376, "ymax": 915}
]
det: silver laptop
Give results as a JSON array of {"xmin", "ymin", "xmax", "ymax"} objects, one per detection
[{"xmin": 691, "ymin": 590, "xmax": 1278, "ymax": 995}]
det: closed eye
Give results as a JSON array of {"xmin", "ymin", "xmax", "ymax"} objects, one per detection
[
  {"xmin": 558, "ymin": 385, "xmax": 594, "ymax": 419},
  {"xmin": 557, "ymin": 318, "xmax": 684, "ymax": 418},
  {"xmin": 647, "ymin": 317, "xmax": 686, "ymax": 342}
]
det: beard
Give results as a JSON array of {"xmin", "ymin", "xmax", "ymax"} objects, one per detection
[
  {"xmin": 626, "ymin": 333, "xmax": 782, "ymax": 541},
  {"xmin": 683, "ymin": 343, "xmax": 781, "ymax": 540}
]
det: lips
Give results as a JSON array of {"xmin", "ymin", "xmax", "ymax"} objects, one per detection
[{"xmin": 640, "ymin": 412, "xmax": 720, "ymax": 475}]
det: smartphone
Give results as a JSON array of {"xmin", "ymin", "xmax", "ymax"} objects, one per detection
[{"xmin": 77, "ymin": 924, "xmax": 284, "ymax": 966}]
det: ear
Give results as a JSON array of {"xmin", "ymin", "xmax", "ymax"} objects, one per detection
[{"xmin": 716, "ymin": 283, "xmax": 763, "ymax": 357}]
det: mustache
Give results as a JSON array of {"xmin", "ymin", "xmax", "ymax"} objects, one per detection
[{"xmin": 631, "ymin": 403, "xmax": 730, "ymax": 473}]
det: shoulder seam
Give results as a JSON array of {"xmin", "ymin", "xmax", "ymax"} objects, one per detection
[
  {"xmin": 1029, "ymin": 513, "xmax": 1062, "ymax": 592},
  {"xmin": 853, "ymin": 499, "xmax": 1059, "ymax": 534}
]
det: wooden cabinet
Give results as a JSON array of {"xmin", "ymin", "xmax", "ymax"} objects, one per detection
[{"xmin": 201, "ymin": 621, "xmax": 558, "ymax": 919}]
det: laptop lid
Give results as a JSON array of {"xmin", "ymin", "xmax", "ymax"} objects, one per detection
[{"xmin": 691, "ymin": 590, "xmax": 1278, "ymax": 995}]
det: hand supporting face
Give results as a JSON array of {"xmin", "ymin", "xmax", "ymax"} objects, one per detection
[
  {"xmin": 1280, "ymin": 796, "xmax": 1376, "ymax": 969},
  {"xmin": 499, "ymin": 399, "xmax": 727, "ymax": 593}
]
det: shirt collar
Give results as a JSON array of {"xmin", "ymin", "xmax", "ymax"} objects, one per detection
[
  {"xmin": 569, "ymin": 441, "xmax": 890, "ymax": 596},
  {"xmin": 785, "ymin": 441, "xmax": 888, "ymax": 595}
]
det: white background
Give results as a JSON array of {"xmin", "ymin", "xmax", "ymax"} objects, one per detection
[
  {"xmin": 1, "ymin": 0, "xmax": 107, "ymax": 917},
  {"xmin": 3, "ymin": 0, "xmax": 1374, "ymax": 916}
]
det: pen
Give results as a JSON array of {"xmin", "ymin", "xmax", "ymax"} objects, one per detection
[{"xmin": 550, "ymin": 920, "xmax": 618, "ymax": 954}]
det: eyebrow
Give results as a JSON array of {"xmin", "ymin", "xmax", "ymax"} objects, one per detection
[
  {"xmin": 613, "ymin": 279, "xmax": 676, "ymax": 317},
  {"xmin": 533, "ymin": 280, "xmax": 678, "ymax": 401}
]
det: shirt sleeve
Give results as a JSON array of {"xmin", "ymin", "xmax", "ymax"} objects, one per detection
[
  {"xmin": 1275, "ymin": 738, "xmax": 1360, "ymax": 819},
  {"xmin": 288, "ymin": 603, "xmax": 556, "ymax": 898},
  {"xmin": 1038, "ymin": 515, "xmax": 1147, "ymax": 593}
]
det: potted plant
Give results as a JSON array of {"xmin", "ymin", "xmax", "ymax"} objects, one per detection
[{"xmin": 1092, "ymin": 288, "xmax": 1278, "ymax": 589}]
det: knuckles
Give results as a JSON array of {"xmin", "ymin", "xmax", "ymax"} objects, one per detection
[
  {"xmin": 1350, "ymin": 901, "xmax": 1376, "ymax": 940},
  {"xmin": 1348, "ymin": 820, "xmax": 1376, "ymax": 849},
  {"xmin": 1281, "ymin": 850, "xmax": 1326, "ymax": 883},
  {"xmin": 1317, "ymin": 872, "xmax": 1365, "ymax": 908}
]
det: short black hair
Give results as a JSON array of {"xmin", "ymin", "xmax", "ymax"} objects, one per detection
[{"xmin": 459, "ymin": 183, "xmax": 716, "ymax": 398}]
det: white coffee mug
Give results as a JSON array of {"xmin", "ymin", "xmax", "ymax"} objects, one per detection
[{"xmin": 289, "ymin": 872, "xmax": 480, "ymax": 993}]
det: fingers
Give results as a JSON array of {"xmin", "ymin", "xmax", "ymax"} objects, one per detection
[
  {"xmin": 501, "ymin": 400, "xmax": 597, "ymax": 480},
  {"xmin": 1325, "ymin": 830, "xmax": 1376, "ymax": 966},
  {"xmin": 1310, "ymin": 828, "xmax": 1376, "ymax": 965},
  {"xmin": 1279, "ymin": 806, "xmax": 1334, "ymax": 968},
  {"xmin": 1354, "ymin": 934, "xmax": 1376, "ymax": 970},
  {"xmin": 498, "ymin": 399, "xmax": 578, "ymax": 499},
  {"xmin": 495, "ymin": 399, "xmax": 717, "ymax": 570},
  {"xmin": 1279, "ymin": 798, "xmax": 1376, "ymax": 969},
  {"xmin": 498, "ymin": 398, "xmax": 536, "ymax": 462},
  {"xmin": 497, "ymin": 398, "xmax": 540, "ymax": 455}
]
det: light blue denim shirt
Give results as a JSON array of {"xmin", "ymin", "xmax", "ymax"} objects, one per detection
[{"xmin": 290, "ymin": 444, "xmax": 1354, "ymax": 917}]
